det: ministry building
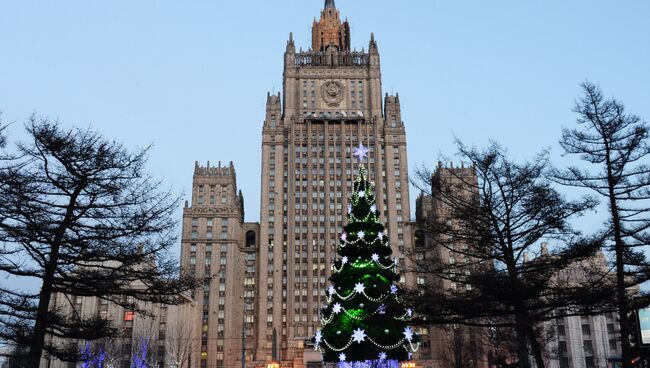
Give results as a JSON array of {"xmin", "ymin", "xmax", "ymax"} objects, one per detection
[{"xmin": 180, "ymin": 1, "xmax": 415, "ymax": 367}]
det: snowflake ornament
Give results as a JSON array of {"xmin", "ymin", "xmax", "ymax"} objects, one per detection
[
  {"xmin": 341, "ymin": 232, "xmax": 347, "ymax": 241},
  {"xmin": 357, "ymin": 230, "xmax": 365, "ymax": 239},
  {"xmin": 404, "ymin": 326, "xmax": 414, "ymax": 342},
  {"xmin": 354, "ymin": 282, "xmax": 365, "ymax": 294},
  {"xmin": 332, "ymin": 303, "xmax": 342, "ymax": 314},
  {"xmin": 390, "ymin": 284, "xmax": 398, "ymax": 294},
  {"xmin": 370, "ymin": 204, "xmax": 377, "ymax": 213},
  {"xmin": 378, "ymin": 304, "xmax": 386, "ymax": 314},
  {"xmin": 315, "ymin": 330, "xmax": 322, "ymax": 344},
  {"xmin": 358, "ymin": 190, "xmax": 366, "ymax": 198},
  {"xmin": 379, "ymin": 352, "xmax": 387, "ymax": 361},
  {"xmin": 328, "ymin": 285, "xmax": 336, "ymax": 296},
  {"xmin": 339, "ymin": 353, "xmax": 347, "ymax": 362},
  {"xmin": 377, "ymin": 231, "xmax": 384, "ymax": 240},
  {"xmin": 407, "ymin": 308, "xmax": 413, "ymax": 317},
  {"xmin": 341, "ymin": 256, "xmax": 348, "ymax": 264},
  {"xmin": 352, "ymin": 328, "xmax": 366, "ymax": 343},
  {"xmin": 371, "ymin": 253, "xmax": 379, "ymax": 262}
]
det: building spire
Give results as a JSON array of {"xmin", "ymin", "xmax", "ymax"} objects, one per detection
[{"xmin": 313, "ymin": 0, "xmax": 350, "ymax": 51}]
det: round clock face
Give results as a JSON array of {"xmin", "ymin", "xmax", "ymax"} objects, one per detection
[{"xmin": 321, "ymin": 80, "xmax": 345, "ymax": 106}]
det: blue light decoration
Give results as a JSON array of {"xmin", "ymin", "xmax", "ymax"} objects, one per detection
[
  {"xmin": 131, "ymin": 337, "xmax": 151, "ymax": 368},
  {"xmin": 79, "ymin": 342, "xmax": 108, "ymax": 368},
  {"xmin": 80, "ymin": 342, "xmax": 94, "ymax": 368}
]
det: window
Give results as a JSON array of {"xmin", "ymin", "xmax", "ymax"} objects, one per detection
[
  {"xmin": 246, "ymin": 231, "xmax": 256, "ymax": 247},
  {"xmin": 609, "ymin": 339, "xmax": 617, "ymax": 352},
  {"xmin": 124, "ymin": 311, "xmax": 135, "ymax": 321},
  {"xmin": 559, "ymin": 357, "xmax": 569, "ymax": 368}
]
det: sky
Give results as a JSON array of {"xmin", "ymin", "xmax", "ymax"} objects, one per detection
[{"xmin": 1, "ymin": 0, "xmax": 649, "ymax": 248}]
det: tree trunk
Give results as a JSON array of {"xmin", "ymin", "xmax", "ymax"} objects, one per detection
[
  {"xmin": 611, "ymin": 195, "xmax": 631, "ymax": 368},
  {"xmin": 605, "ymin": 149, "xmax": 632, "ymax": 368},
  {"xmin": 26, "ymin": 185, "xmax": 85, "ymax": 368},
  {"xmin": 515, "ymin": 317, "xmax": 532, "ymax": 368},
  {"xmin": 526, "ymin": 325, "xmax": 545, "ymax": 368},
  {"xmin": 27, "ymin": 261, "xmax": 57, "ymax": 368}
]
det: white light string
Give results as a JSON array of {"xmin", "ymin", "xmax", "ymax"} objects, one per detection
[
  {"xmin": 331, "ymin": 257, "xmax": 397, "ymax": 273},
  {"xmin": 320, "ymin": 304, "xmax": 411, "ymax": 325}
]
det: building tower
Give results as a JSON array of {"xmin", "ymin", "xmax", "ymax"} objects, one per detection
[
  {"xmin": 180, "ymin": 162, "xmax": 260, "ymax": 368},
  {"xmin": 257, "ymin": 1, "xmax": 413, "ymax": 365},
  {"xmin": 413, "ymin": 163, "xmax": 487, "ymax": 367}
]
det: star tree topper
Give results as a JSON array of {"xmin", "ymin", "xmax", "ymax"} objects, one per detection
[{"xmin": 353, "ymin": 143, "xmax": 369, "ymax": 161}]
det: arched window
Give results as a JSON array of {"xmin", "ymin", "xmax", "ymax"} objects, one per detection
[{"xmin": 245, "ymin": 231, "xmax": 256, "ymax": 248}]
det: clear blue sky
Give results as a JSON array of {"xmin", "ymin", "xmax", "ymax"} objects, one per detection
[{"xmin": 1, "ymin": 0, "xmax": 649, "ymax": 233}]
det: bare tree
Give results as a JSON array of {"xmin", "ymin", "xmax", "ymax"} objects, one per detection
[
  {"xmin": 0, "ymin": 124, "xmax": 6, "ymax": 149},
  {"xmin": 552, "ymin": 81, "xmax": 650, "ymax": 368},
  {"xmin": 0, "ymin": 116, "xmax": 198, "ymax": 367},
  {"xmin": 165, "ymin": 324, "xmax": 194, "ymax": 368},
  {"xmin": 409, "ymin": 142, "xmax": 612, "ymax": 368}
]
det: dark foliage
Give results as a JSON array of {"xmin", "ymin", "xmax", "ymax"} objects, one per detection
[
  {"xmin": 409, "ymin": 142, "xmax": 613, "ymax": 368},
  {"xmin": 0, "ymin": 116, "xmax": 198, "ymax": 366},
  {"xmin": 553, "ymin": 81, "xmax": 650, "ymax": 368}
]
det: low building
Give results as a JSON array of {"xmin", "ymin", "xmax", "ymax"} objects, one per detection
[
  {"xmin": 541, "ymin": 251, "xmax": 621, "ymax": 368},
  {"xmin": 43, "ymin": 281, "xmax": 196, "ymax": 368}
]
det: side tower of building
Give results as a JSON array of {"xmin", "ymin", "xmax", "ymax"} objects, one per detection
[
  {"xmin": 180, "ymin": 162, "xmax": 259, "ymax": 368},
  {"xmin": 413, "ymin": 163, "xmax": 488, "ymax": 368},
  {"xmin": 257, "ymin": 0, "xmax": 413, "ymax": 365}
]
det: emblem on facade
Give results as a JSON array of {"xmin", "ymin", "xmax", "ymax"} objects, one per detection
[{"xmin": 321, "ymin": 80, "xmax": 345, "ymax": 106}]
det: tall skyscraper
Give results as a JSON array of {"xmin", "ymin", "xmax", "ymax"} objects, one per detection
[{"xmin": 257, "ymin": 0, "xmax": 413, "ymax": 365}]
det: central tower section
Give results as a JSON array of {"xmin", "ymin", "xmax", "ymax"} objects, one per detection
[{"xmin": 256, "ymin": 0, "xmax": 413, "ymax": 365}]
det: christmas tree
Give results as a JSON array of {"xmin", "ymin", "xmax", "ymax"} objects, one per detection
[{"xmin": 314, "ymin": 144, "xmax": 419, "ymax": 368}]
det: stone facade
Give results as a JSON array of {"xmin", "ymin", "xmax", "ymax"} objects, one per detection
[{"xmin": 179, "ymin": 161, "xmax": 260, "ymax": 368}]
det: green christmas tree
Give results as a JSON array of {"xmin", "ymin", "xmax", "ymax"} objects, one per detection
[{"xmin": 314, "ymin": 144, "xmax": 419, "ymax": 368}]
